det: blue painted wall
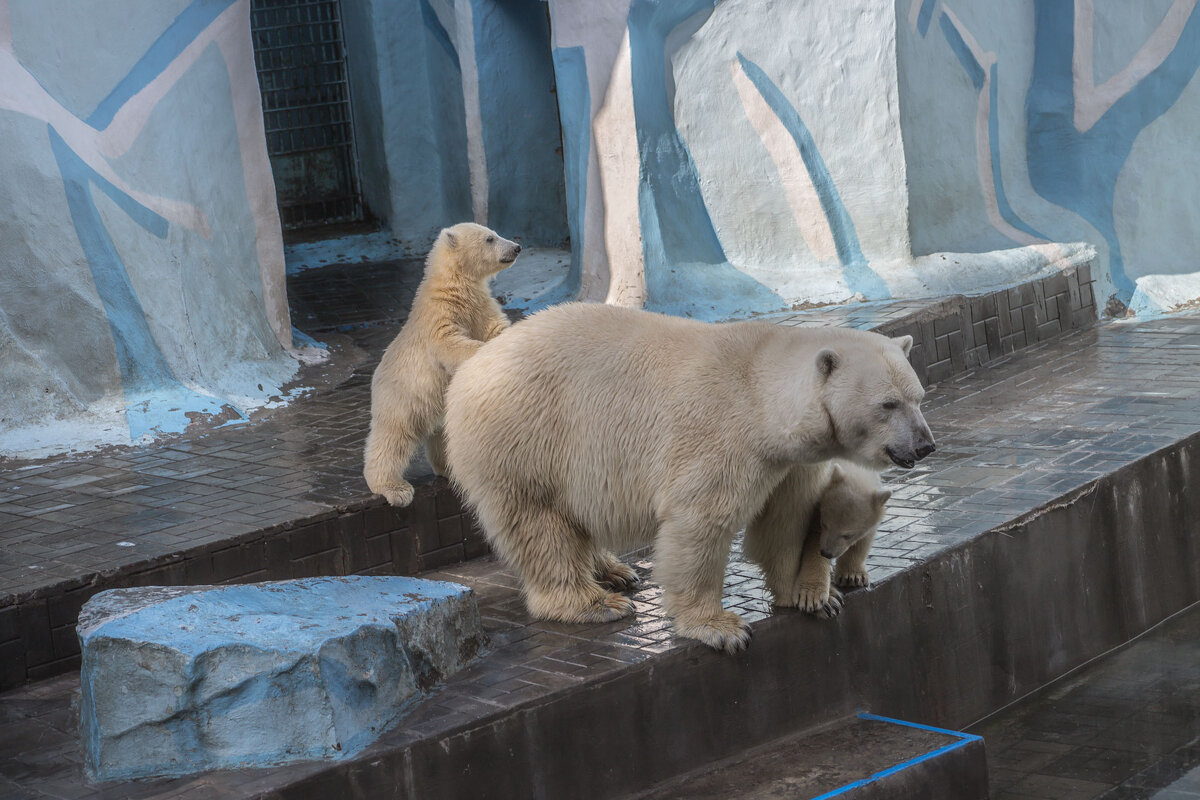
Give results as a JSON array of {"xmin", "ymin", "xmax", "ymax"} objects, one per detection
[
  {"xmin": 343, "ymin": 0, "xmax": 472, "ymax": 243},
  {"xmin": 899, "ymin": 0, "xmax": 1200, "ymax": 307},
  {"xmin": 0, "ymin": 0, "xmax": 297, "ymax": 452},
  {"xmin": 550, "ymin": 45, "xmax": 588, "ymax": 296},
  {"xmin": 472, "ymin": 0, "xmax": 568, "ymax": 247}
]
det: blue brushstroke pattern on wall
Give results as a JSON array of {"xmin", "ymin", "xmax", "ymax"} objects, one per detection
[
  {"xmin": 627, "ymin": 0, "xmax": 784, "ymax": 318},
  {"xmin": 471, "ymin": 0, "xmax": 568, "ymax": 247},
  {"xmin": 916, "ymin": 0, "xmax": 937, "ymax": 37},
  {"xmin": 551, "ymin": 46, "xmax": 589, "ymax": 297},
  {"xmin": 1027, "ymin": 0, "xmax": 1200, "ymax": 297},
  {"xmin": 419, "ymin": 0, "xmax": 460, "ymax": 70},
  {"xmin": 936, "ymin": 15, "xmax": 1047, "ymax": 242},
  {"xmin": 39, "ymin": 0, "xmax": 245, "ymax": 437},
  {"xmin": 987, "ymin": 63, "xmax": 1045, "ymax": 241},
  {"xmin": 736, "ymin": 52, "xmax": 889, "ymax": 300},
  {"xmin": 86, "ymin": 0, "xmax": 237, "ymax": 129},
  {"xmin": 938, "ymin": 13, "xmax": 984, "ymax": 90},
  {"xmin": 48, "ymin": 127, "xmax": 174, "ymax": 394}
]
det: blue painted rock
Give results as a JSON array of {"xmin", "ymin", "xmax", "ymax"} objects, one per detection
[{"xmin": 77, "ymin": 576, "xmax": 485, "ymax": 780}]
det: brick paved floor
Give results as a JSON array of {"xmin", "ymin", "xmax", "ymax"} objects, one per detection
[
  {"xmin": 0, "ymin": 262, "xmax": 1095, "ymax": 608},
  {"xmin": 973, "ymin": 602, "xmax": 1200, "ymax": 800},
  {"xmin": 3, "ymin": 311, "xmax": 1200, "ymax": 798}
]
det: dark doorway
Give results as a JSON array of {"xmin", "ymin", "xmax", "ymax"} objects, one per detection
[{"xmin": 250, "ymin": 0, "xmax": 364, "ymax": 231}]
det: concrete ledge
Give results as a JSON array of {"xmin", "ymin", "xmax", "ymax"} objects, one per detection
[
  {"xmin": 257, "ymin": 434, "xmax": 1199, "ymax": 800},
  {"xmin": 78, "ymin": 576, "xmax": 486, "ymax": 781}
]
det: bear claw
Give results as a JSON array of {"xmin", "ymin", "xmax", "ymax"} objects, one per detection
[
  {"xmin": 675, "ymin": 611, "xmax": 752, "ymax": 654},
  {"xmin": 597, "ymin": 563, "xmax": 641, "ymax": 592},
  {"xmin": 834, "ymin": 570, "xmax": 870, "ymax": 589}
]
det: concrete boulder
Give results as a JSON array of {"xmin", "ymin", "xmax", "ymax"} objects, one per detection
[{"xmin": 77, "ymin": 576, "xmax": 486, "ymax": 780}]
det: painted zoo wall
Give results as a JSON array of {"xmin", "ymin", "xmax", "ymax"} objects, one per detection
[
  {"xmin": 5, "ymin": 0, "xmax": 1200, "ymax": 456},
  {"xmin": 0, "ymin": 0, "xmax": 298, "ymax": 455},
  {"xmin": 541, "ymin": 0, "xmax": 1200, "ymax": 318},
  {"xmin": 898, "ymin": 0, "xmax": 1200, "ymax": 316}
]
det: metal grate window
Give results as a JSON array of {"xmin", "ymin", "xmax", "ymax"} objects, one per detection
[{"xmin": 251, "ymin": 0, "xmax": 363, "ymax": 230}]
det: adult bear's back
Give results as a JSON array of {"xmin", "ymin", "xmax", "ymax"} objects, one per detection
[{"xmin": 442, "ymin": 302, "xmax": 770, "ymax": 545}]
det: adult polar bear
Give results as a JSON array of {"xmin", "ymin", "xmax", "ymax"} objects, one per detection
[{"xmin": 444, "ymin": 303, "xmax": 935, "ymax": 652}]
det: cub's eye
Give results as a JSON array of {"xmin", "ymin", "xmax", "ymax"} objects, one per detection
[
  {"xmin": 486, "ymin": 236, "xmax": 495, "ymax": 243},
  {"xmin": 881, "ymin": 400, "xmax": 900, "ymax": 411}
]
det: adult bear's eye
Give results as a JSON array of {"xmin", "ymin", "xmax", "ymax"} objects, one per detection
[
  {"xmin": 486, "ymin": 236, "xmax": 495, "ymax": 243},
  {"xmin": 881, "ymin": 400, "xmax": 899, "ymax": 411}
]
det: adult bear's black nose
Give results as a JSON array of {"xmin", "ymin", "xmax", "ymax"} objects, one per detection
[
  {"xmin": 514, "ymin": 244, "xmax": 522, "ymax": 253},
  {"xmin": 915, "ymin": 441, "xmax": 936, "ymax": 460}
]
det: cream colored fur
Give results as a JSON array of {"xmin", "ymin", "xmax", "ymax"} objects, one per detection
[
  {"xmin": 798, "ymin": 462, "xmax": 888, "ymax": 614},
  {"xmin": 444, "ymin": 303, "xmax": 931, "ymax": 653},
  {"xmin": 744, "ymin": 460, "xmax": 888, "ymax": 614},
  {"xmin": 363, "ymin": 223, "xmax": 520, "ymax": 507}
]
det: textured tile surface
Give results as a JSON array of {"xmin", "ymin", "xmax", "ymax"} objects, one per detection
[{"xmin": 0, "ymin": 264, "xmax": 1096, "ymax": 690}]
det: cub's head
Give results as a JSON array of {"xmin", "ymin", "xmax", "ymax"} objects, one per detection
[
  {"xmin": 816, "ymin": 332, "xmax": 935, "ymax": 471},
  {"xmin": 816, "ymin": 463, "xmax": 890, "ymax": 560},
  {"xmin": 437, "ymin": 222, "xmax": 522, "ymax": 279}
]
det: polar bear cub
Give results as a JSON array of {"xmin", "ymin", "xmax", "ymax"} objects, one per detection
[
  {"xmin": 795, "ymin": 461, "xmax": 890, "ymax": 615},
  {"xmin": 363, "ymin": 223, "xmax": 520, "ymax": 507},
  {"xmin": 443, "ymin": 303, "xmax": 934, "ymax": 653},
  {"xmin": 743, "ymin": 460, "xmax": 888, "ymax": 614}
]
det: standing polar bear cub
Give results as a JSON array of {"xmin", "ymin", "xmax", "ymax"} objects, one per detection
[
  {"xmin": 444, "ymin": 303, "xmax": 934, "ymax": 653},
  {"xmin": 364, "ymin": 223, "xmax": 520, "ymax": 507}
]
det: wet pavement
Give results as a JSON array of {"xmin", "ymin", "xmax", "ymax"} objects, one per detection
[
  {"xmin": 974, "ymin": 602, "xmax": 1200, "ymax": 800},
  {"xmin": 2, "ymin": 299, "xmax": 1200, "ymax": 796}
]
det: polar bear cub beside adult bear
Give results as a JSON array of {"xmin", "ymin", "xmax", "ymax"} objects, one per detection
[
  {"xmin": 444, "ymin": 303, "xmax": 934, "ymax": 653},
  {"xmin": 744, "ymin": 460, "xmax": 889, "ymax": 614},
  {"xmin": 364, "ymin": 223, "xmax": 520, "ymax": 507}
]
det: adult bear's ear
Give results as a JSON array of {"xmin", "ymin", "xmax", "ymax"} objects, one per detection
[
  {"xmin": 444, "ymin": 230, "xmax": 458, "ymax": 249},
  {"xmin": 892, "ymin": 335, "xmax": 913, "ymax": 356},
  {"xmin": 816, "ymin": 348, "xmax": 840, "ymax": 379}
]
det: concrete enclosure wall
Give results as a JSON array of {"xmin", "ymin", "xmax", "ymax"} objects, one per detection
[
  {"xmin": 6, "ymin": 0, "xmax": 1200, "ymax": 455},
  {"xmin": 898, "ymin": 0, "xmax": 1200, "ymax": 315},
  {"xmin": 535, "ymin": 0, "xmax": 1200, "ymax": 318},
  {"xmin": 0, "ymin": 0, "xmax": 299, "ymax": 455},
  {"xmin": 341, "ymin": 0, "xmax": 567, "ymax": 248}
]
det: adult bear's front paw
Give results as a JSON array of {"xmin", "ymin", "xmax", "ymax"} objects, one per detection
[
  {"xmin": 674, "ymin": 610, "xmax": 752, "ymax": 654},
  {"xmin": 377, "ymin": 481, "xmax": 415, "ymax": 507}
]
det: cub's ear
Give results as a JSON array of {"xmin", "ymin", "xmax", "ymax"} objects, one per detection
[
  {"xmin": 892, "ymin": 335, "xmax": 913, "ymax": 356},
  {"xmin": 874, "ymin": 489, "xmax": 893, "ymax": 508},
  {"xmin": 828, "ymin": 463, "xmax": 845, "ymax": 483},
  {"xmin": 444, "ymin": 230, "xmax": 458, "ymax": 249},
  {"xmin": 816, "ymin": 348, "xmax": 840, "ymax": 379}
]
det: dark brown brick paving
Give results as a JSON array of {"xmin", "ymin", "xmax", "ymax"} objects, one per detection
[{"xmin": 3, "ymin": 294, "xmax": 1200, "ymax": 798}]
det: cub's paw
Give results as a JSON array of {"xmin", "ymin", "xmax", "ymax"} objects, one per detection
[
  {"xmin": 834, "ymin": 568, "xmax": 870, "ymax": 589},
  {"xmin": 674, "ymin": 610, "xmax": 752, "ymax": 654},
  {"xmin": 595, "ymin": 558, "xmax": 641, "ymax": 592},
  {"xmin": 797, "ymin": 583, "xmax": 841, "ymax": 618},
  {"xmin": 376, "ymin": 481, "xmax": 415, "ymax": 507}
]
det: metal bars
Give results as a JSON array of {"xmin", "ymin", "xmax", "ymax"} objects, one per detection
[{"xmin": 251, "ymin": 0, "xmax": 363, "ymax": 230}]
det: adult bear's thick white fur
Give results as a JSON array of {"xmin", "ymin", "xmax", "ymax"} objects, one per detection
[{"xmin": 444, "ymin": 303, "xmax": 932, "ymax": 653}]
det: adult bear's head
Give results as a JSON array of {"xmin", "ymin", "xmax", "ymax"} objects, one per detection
[{"xmin": 815, "ymin": 332, "xmax": 935, "ymax": 471}]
